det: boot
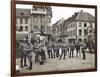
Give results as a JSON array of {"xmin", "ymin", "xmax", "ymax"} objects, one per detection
[
  {"xmin": 28, "ymin": 62, "xmax": 32, "ymax": 70},
  {"xmin": 20, "ymin": 59, "xmax": 23, "ymax": 68},
  {"xmin": 24, "ymin": 58, "xmax": 28, "ymax": 66}
]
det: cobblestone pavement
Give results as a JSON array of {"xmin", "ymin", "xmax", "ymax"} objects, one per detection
[{"xmin": 16, "ymin": 52, "xmax": 95, "ymax": 73}]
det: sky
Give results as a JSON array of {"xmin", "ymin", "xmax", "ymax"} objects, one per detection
[{"xmin": 16, "ymin": 4, "xmax": 95, "ymax": 25}]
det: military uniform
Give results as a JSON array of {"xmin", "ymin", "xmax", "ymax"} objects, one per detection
[
  {"xmin": 81, "ymin": 42, "xmax": 86, "ymax": 60},
  {"xmin": 59, "ymin": 43, "xmax": 66, "ymax": 60},
  {"xmin": 75, "ymin": 42, "xmax": 81, "ymax": 57},
  {"xmin": 69, "ymin": 43, "xmax": 75, "ymax": 58},
  {"xmin": 23, "ymin": 40, "xmax": 33, "ymax": 70},
  {"xmin": 47, "ymin": 42, "xmax": 53, "ymax": 58},
  {"xmin": 53, "ymin": 43, "xmax": 59, "ymax": 58},
  {"xmin": 66, "ymin": 43, "xmax": 70, "ymax": 56},
  {"xmin": 40, "ymin": 41, "xmax": 46, "ymax": 62},
  {"xmin": 19, "ymin": 42, "xmax": 28, "ymax": 67},
  {"xmin": 33, "ymin": 41, "xmax": 41, "ymax": 63}
]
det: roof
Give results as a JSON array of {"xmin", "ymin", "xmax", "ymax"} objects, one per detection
[
  {"xmin": 76, "ymin": 11, "xmax": 95, "ymax": 21},
  {"xmin": 52, "ymin": 18, "xmax": 64, "ymax": 27},
  {"xmin": 16, "ymin": 8, "xmax": 30, "ymax": 18},
  {"xmin": 64, "ymin": 10, "xmax": 95, "ymax": 25}
]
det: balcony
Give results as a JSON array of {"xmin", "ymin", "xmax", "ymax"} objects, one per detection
[{"xmin": 30, "ymin": 9, "xmax": 47, "ymax": 15}]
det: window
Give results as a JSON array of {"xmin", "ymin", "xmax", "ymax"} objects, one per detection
[
  {"xmin": 79, "ymin": 29, "xmax": 82, "ymax": 36},
  {"xmin": 20, "ymin": 18, "xmax": 23, "ymax": 24},
  {"xmin": 89, "ymin": 30, "xmax": 92, "ymax": 33},
  {"xmin": 34, "ymin": 26, "xmax": 39, "ymax": 31},
  {"xmin": 84, "ymin": 29, "xmax": 88, "ymax": 35},
  {"xmin": 25, "ymin": 26, "xmax": 28, "ymax": 31},
  {"xmin": 21, "ymin": 12, "xmax": 24, "ymax": 15},
  {"xmin": 90, "ymin": 23, "xmax": 93, "ymax": 28},
  {"xmin": 71, "ymin": 24, "xmax": 73, "ymax": 28},
  {"xmin": 34, "ymin": 16, "xmax": 37, "ymax": 22},
  {"xmin": 71, "ymin": 30, "xmax": 72, "ymax": 36},
  {"xmin": 47, "ymin": 17, "xmax": 51, "ymax": 23},
  {"xmin": 73, "ymin": 30, "xmax": 75, "ymax": 36},
  {"xmin": 41, "ymin": 25, "xmax": 45, "ymax": 32},
  {"xmin": 41, "ymin": 17, "xmax": 44, "ymax": 23},
  {"xmin": 79, "ymin": 22, "xmax": 82, "ymax": 27},
  {"xmin": 20, "ymin": 26, "xmax": 23, "ymax": 31},
  {"xmin": 25, "ymin": 18, "xmax": 28, "ymax": 24},
  {"xmin": 84, "ymin": 23, "xmax": 87, "ymax": 27}
]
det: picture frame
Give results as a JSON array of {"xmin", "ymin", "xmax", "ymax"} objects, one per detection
[{"xmin": 11, "ymin": 0, "xmax": 97, "ymax": 77}]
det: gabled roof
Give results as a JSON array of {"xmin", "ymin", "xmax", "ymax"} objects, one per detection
[
  {"xmin": 76, "ymin": 11, "xmax": 95, "ymax": 21},
  {"xmin": 64, "ymin": 10, "xmax": 95, "ymax": 25},
  {"xmin": 16, "ymin": 8, "xmax": 30, "ymax": 17}
]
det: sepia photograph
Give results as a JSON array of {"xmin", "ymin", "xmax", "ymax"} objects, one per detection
[{"xmin": 11, "ymin": 1, "xmax": 97, "ymax": 76}]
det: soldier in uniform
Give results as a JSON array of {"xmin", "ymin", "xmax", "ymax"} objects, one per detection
[
  {"xmin": 53, "ymin": 42, "xmax": 59, "ymax": 58},
  {"xmin": 75, "ymin": 42, "xmax": 81, "ymax": 57},
  {"xmin": 66, "ymin": 42, "xmax": 70, "ymax": 56},
  {"xmin": 33, "ymin": 39, "xmax": 41, "ymax": 63},
  {"xmin": 69, "ymin": 41, "xmax": 75, "ymax": 58},
  {"xmin": 81, "ymin": 40, "xmax": 86, "ymax": 60},
  {"xmin": 47, "ymin": 41, "xmax": 53, "ymax": 58},
  {"xmin": 19, "ymin": 38, "xmax": 28, "ymax": 68},
  {"xmin": 59, "ymin": 43, "xmax": 66, "ymax": 60},
  {"xmin": 40, "ymin": 39, "xmax": 47, "ymax": 63},
  {"xmin": 24, "ymin": 40, "xmax": 33, "ymax": 70}
]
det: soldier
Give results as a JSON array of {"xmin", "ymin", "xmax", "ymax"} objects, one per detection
[
  {"xmin": 40, "ymin": 40, "xmax": 47, "ymax": 63},
  {"xmin": 59, "ymin": 43, "xmax": 66, "ymax": 60},
  {"xmin": 24, "ymin": 40, "xmax": 33, "ymax": 70},
  {"xmin": 19, "ymin": 38, "xmax": 28, "ymax": 68},
  {"xmin": 66, "ymin": 42, "xmax": 70, "ymax": 56},
  {"xmin": 33, "ymin": 39, "xmax": 41, "ymax": 63},
  {"xmin": 53, "ymin": 42, "xmax": 59, "ymax": 58},
  {"xmin": 75, "ymin": 42, "xmax": 81, "ymax": 57},
  {"xmin": 81, "ymin": 40, "xmax": 86, "ymax": 60},
  {"xmin": 69, "ymin": 41, "xmax": 75, "ymax": 58},
  {"xmin": 47, "ymin": 41, "xmax": 53, "ymax": 58}
]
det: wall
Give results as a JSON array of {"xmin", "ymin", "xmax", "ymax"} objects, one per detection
[{"xmin": 0, "ymin": 0, "xmax": 99, "ymax": 77}]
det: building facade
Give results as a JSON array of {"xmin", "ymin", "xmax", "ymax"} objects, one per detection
[
  {"xmin": 16, "ymin": 9, "xmax": 31, "ymax": 32},
  {"xmin": 16, "ymin": 5, "xmax": 52, "ymax": 40},
  {"xmin": 64, "ymin": 10, "xmax": 95, "ymax": 43},
  {"xmin": 52, "ymin": 18, "xmax": 64, "ymax": 41},
  {"xmin": 30, "ymin": 5, "xmax": 52, "ymax": 35}
]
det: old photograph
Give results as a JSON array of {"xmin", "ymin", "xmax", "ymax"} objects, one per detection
[{"xmin": 15, "ymin": 4, "xmax": 96, "ymax": 74}]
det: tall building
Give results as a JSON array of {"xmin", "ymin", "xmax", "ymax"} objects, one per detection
[
  {"xmin": 64, "ymin": 10, "xmax": 95, "ymax": 43},
  {"xmin": 30, "ymin": 5, "xmax": 52, "ymax": 35},
  {"xmin": 52, "ymin": 18, "xmax": 64, "ymax": 41},
  {"xmin": 16, "ymin": 9, "xmax": 31, "ymax": 40},
  {"xmin": 16, "ymin": 9, "xmax": 31, "ymax": 32},
  {"xmin": 16, "ymin": 5, "xmax": 52, "ymax": 40}
]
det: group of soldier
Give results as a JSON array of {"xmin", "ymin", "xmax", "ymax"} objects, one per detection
[{"xmin": 17, "ymin": 36, "xmax": 86, "ymax": 70}]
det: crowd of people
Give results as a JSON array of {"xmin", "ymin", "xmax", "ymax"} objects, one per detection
[{"xmin": 17, "ymin": 36, "xmax": 87, "ymax": 70}]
